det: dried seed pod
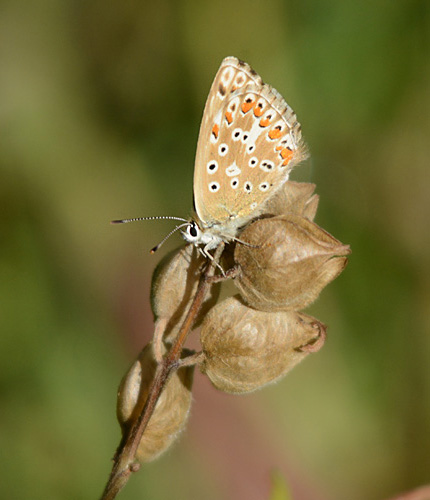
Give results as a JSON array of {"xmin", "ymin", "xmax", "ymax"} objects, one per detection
[
  {"xmin": 151, "ymin": 244, "xmax": 220, "ymax": 340},
  {"xmin": 264, "ymin": 181, "xmax": 319, "ymax": 220},
  {"xmin": 302, "ymin": 193, "xmax": 319, "ymax": 221},
  {"xmin": 117, "ymin": 343, "xmax": 194, "ymax": 463},
  {"xmin": 200, "ymin": 296, "xmax": 326, "ymax": 394},
  {"xmin": 235, "ymin": 215, "xmax": 350, "ymax": 312}
]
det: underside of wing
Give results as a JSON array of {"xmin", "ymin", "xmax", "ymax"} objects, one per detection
[
  {"xmin": 196, "ymin": 57, "xmax": 263, "ymax": 140},
  {"xmin": 194, "ymin": 61, "xmax": 307, "ymax": 228}
]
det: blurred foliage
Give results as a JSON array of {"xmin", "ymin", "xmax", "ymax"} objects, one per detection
[
  {"xmin": 269, "ymin": 470, "xmax": 293, "ymax": 500},
  {"xmin": 0, "ymin": 0, "xmax": 428, "ymax": 499}
]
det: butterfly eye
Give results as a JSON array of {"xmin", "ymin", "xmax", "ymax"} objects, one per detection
[
  {"xmin": 189, "ymin": 224, "xmax": 198, "ymax": 237},
  {"xmin": 186, "ymin": 222, "xmax": 200, "ymax": 240}
]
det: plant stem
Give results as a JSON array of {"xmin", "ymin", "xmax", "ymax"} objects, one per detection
[{"xmin": 100, "ymin": 243, "xmax": 224, "ymax": 500}]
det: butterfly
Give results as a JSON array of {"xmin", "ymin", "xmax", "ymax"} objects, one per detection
[{"xmin": 113, "ymin": 57, "xmax": 307, "ymax": 258}]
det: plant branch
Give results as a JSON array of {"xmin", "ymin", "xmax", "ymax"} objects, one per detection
[{"xmin": 100, "ymin": 243, "xmax": 225, "ymax": 500}]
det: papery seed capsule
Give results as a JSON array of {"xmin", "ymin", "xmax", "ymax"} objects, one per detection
[
  {"xmin": 234, "ymin": 215, "xmax": 350, "ymax": 312},
  {"xmin": 302, "ymin": 193, "xmax": 319, "ymax": 221},
  {"xmin": 264, "ymin": 181, "xmax": 319, "ymax": 220},
  {"xmin": 151, "ymin": 244, "xmax": 220, "ymax": 340},
  {"xmin": 200, "ymin": 296, "xmax": 326, "ymax": 394},
  {"xmin": 117, "ymin": 343, "xmax": 194, "ymax": 463}
]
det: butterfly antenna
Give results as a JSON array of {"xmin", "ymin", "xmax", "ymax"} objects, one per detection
[
  {"xmin": 111, "ymin": 216, "xmax": 188, "ymax": 224},
  {"xmin": 150, "ymin": 223, "xmax": 191, "ymax": 254}
]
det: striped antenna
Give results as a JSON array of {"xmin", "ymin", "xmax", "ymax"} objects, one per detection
[
  {"xmin": 150, "ymin": 223, "xmax": 190, "ymax": 254},
  {"xmin": 111, "ymin": 215, "xmax": 192, "ymax": 254},
  {"xmin": 111, "ymin": 216, "xmax": 189, "ymax": 224}
]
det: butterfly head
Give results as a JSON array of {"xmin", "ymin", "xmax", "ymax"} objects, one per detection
[
  {"xmin": 181, "ymin": 220, "xmax": 223, "ymax": 251},
  {"xmin": 181, "ymin": 220, "xmax": 201, "ymax": 244}
]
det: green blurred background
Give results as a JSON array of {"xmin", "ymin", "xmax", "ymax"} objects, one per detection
[{"xmin": 1, "ymin": 1, "xmax": 428, "ymax": 499}]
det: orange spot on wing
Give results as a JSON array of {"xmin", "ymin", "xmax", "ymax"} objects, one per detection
[
  {"xmin": 269, "ymin": 129, "xmax": 282, "ymax": 139},
  {"xmin": 231, "ymin": 85, "xmax": 237, "ymax": 92},
  {"xmin": 280, "ymin": 147, "xmax": 293, "ymax": 165},
  {"xmin": 241, "ymin": 101, "xmax": 254, "ymax": 113},
  {"xmin": 275, "ymin": 145, "xmax": 283, "ymax": 151},
  {"xmin": 212, "ymin": 124, "xmax": 219, "ymax": 138},
  {"xmin": 225, "ymin": 111, "xmax": 233, "ymax": 124},
  {"xmin": 259, "ymin": 118, "xmax": 270, "ymax": 127},
  {"xmin": 254, "ymin": 106, "xmax": 263, "ymax": 117}
]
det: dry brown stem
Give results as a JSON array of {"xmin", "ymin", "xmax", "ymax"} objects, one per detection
[{"xmin": 100, "ymin": 243, "xmax": 225, "ymax": 500}]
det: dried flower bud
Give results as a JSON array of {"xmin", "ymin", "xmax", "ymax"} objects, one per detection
[
  {"xmin": 235, "ymin": 215, "xmax": 350, "ymax": 312},
  {"xmin": 117, "ymin": 343, "xmax": 194, "ymax": 463},
  {"xmin": 151, "ymin": 244, "xmax": 220, "ymax": 340},
  {"xmin": 200, "ymin": 296, "xmax": 326, "ymax": 394},
  {"xmin": 265, "ymin": 181, "xmax": 319, "ymax": 221}
]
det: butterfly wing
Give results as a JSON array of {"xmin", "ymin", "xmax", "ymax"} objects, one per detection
[
  {"xmin": 193, "ymin": 57, "xmax": 307, "ymax": 229},
  {"xmin": 195, "ymin": 57, "xmax": 263, "ymax": 152},
  {"xmin": 193, "ymin": 57, "xmax": 262, "ymax": 222}
]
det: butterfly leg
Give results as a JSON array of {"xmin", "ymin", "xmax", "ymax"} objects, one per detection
[
  {"xmin": 199, "ymin": 244, "xmax": 226, "ymax": 277},
  {"xmin": 233, "ymin": 236, "xmax": 260, "ymax": 249}
]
